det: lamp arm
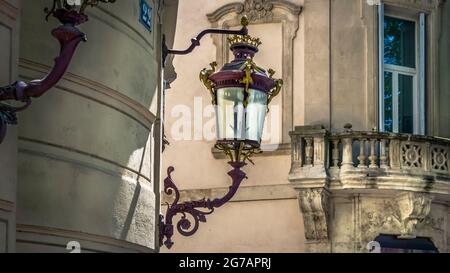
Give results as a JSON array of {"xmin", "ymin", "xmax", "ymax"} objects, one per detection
[
  {"xmin": 159, "ymin": 161, "xmax": 247, "ymax": 249},
  {"xmin": 0, "ymin": 10, "xmax": 87, "ymax": 144},
  {"xmin": 162, "ymin": 24, "xmax": 248, "ymax": 66}
]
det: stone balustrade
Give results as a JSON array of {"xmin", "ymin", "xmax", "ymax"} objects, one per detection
[
  {"xmin": 289, "ymin": 125, "xmax": 450, "ymax": 253},
  {"xmin": 289, "ymin": 125, "xmax": 450, "ymax": 195}
]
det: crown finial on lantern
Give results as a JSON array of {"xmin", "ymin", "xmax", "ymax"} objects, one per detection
[
  {"xmin": 227, "ymin": 35, "xmax": 262, "ymax": 49},
  {"xmin": 227, "ymin": 16, "xmax": 261, "ymax": 59},
  {"xmin": 241, "ymin": 15, "xmax": 249, "ymax": 27}
]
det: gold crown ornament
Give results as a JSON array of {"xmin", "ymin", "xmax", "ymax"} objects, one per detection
[{"xmin": 227, "ymin": 35, "xmax": 262, "ymax": 49}]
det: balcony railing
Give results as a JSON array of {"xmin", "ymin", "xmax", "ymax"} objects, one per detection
[{"xmin": 289, "ymin": 125, "xmax": 450, "ymax": 194}]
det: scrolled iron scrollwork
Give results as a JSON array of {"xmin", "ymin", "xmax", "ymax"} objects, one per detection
[{"xmin": 160, "ymin": 162, "xmax": 247, "ymax": 249}]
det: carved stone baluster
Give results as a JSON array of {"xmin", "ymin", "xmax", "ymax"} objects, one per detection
[
  {"xmin": 357, "ymin": 139, "xmax": 367, "ymax": 169},
  {"xmin": 424, "ymin": 142, "xmax": 431, "ymax": 172},
  {"xmin": 448, "ymin": 146, "xmax": 450, "ymax": 174},
  {"xmin": 291, "ymin": 135, "xmax": 303, "ymax": 169},
  {"xmin": 369, "ymin": 139, "xmax": 378, "ymax": 168},
  {"xmin": 305, "ymin": 137, "xmax": 313, "ymax": 166},
  {"xmin": 331, "ymin": 139, "xmax": 340, "ymax": 169},
  {"xmin": 314, "ymin": 137, "xmax": 326, "ymax": 167},
  {"xmin": 380, "ymin": 139, "xmax": 389, "ymax": 168},
  {"xmin": 341, "ymin": 137, "xmax": 354, "ymax": 172},
  {"xmin": 389, "ymin": 139, "xmax": 401, "ymax": 169}
]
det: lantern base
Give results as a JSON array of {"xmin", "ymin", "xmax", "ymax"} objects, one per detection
[{"xmin": 215, "ymin": 139, "xmax": 262, "ymax": 164}]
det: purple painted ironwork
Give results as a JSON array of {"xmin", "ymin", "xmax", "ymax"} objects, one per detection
[
  {"xmin": 0, "ymin": 8, "xmax": 87, "ymax": 144},
  {"xmin": 162, "ymin": 21, "xmax": 248, "ymax": 66},
  {"xmin": 159, "ymin": 161, "xmax": 247, "ymax": 249}
]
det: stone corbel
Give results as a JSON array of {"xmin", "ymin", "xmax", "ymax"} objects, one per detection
[
  {"xmin": 298, "ymin": 188, "xmax": 330, "ymax": 242},
  {"xmin": 397, "ymin": 192, "xmax": 433, "ymax": 238}
]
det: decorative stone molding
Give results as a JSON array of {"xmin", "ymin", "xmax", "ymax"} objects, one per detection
[
  {"xmin": 358, "ymin": 193, "xmax": 439, "ymax": 246},
  {"xmin": 298, "ymin": 188, "xmax": 330, "ymax": 242},
  {"xmin": 360, "ymin": 200, "xmax": 403, "ymax": 242},
  {"xmin": 207, "ymin": 0, "xmax": 302, "ymax": 23},
  {"xmin": 383, "ymin": 0, "xmax": 446, "ymax": 11},
  {"xmin": 207, "ymin": 0, "xmax": 302, "ymax": 143},
  {"xmin": 237, "ymin": 0, "xmax": 275, "ymax": 22},
  {"xmin": 289, "ymin": 126, "xmax": 450, "ymax": 252},
  {"xmin": 397, "ymin": 192, "xmax": 433, "ymax": 238},
  {"xmin": 162, "ymin": 183, "xmax": 297, "ymax": 204},
  {"xmin": 0, "ymin": 0, "xmax": 19, "ymax": 21}
]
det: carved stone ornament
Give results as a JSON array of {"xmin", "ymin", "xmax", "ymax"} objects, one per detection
[
  {"xmin": 397, "ymin": 192, "xmax": 433, "ymax": 238},
  {"xmin": 236, "ymin": 0, "xmax": 274, "ymax": 22},
  {"xmin": 298, "ymin": 188, "xmax": 330, "ymax": 241},
  {"xmin": 360, "ymin": 192, "xmax": 434, "ymax": 241}
]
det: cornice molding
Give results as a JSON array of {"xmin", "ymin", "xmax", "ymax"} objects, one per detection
[
  {"xmin": 383, "ymin": 0, "xmax": 446, "ymax": 11},
  {"xmin": 19, "ymin": 59, "xmax": 157, "ymax": 129},
  {"xmin": 207, "ymin": 0, "xmax": 302, "ymax": 23},
  {"xmin": 0, "ymin": 199, "xmax": 14, "ymax": 212},
  {"xmin": 16, "ymin": 224, "xmax": 155, "ymax": 253},
  {"xmin": 0, "ymin": 0, "xmax": 18, "ymax": 21},
  {"xmin": 162, "ymin": 183, "xmax": 297, "ymax": 204}
]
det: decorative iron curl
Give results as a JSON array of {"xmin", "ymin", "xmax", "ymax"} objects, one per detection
[
  {"xmin": 160, "ymin": 162, "xmax": 247, "ymax": 249},
  {"xmin": 0, "ymin": 99, "xmax": 31, "ymax": 143}
]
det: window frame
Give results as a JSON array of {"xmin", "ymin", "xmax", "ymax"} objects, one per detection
[{"xmin": 378, "ymin": 4, "xmax": 426, "ymax": 135}]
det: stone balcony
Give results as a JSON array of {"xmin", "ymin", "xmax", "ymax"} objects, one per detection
[{"xmin": 289, "ymin": 125, "xmax": 450, "ymax": 252}]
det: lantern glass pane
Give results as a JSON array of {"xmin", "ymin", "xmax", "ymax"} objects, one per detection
[
  {"xmin": 245, "ymin": 89, "xmax": 268, "ymax": 143},
  {"xmin": 216, "ymin": 87, "xmax": 245, "ymax": 141}
]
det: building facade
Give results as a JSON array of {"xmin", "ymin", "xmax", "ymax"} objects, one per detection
[
  {"xmin": 1, "ymin": 0, "xmax": 449, "ymax": 254},
  {"xmin": 0, "ymin": 0, "xmax": 178, "ymax": 253},
  {"xmin": 162, "ymin": 0, "xmax": 450, "ymax": 253}
]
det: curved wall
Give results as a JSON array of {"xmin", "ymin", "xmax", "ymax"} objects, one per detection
[{"xmin": 16, "ymin": 0, "xmax": 164, "ymax": 253}]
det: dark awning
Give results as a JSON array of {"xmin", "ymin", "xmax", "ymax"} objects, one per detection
[{"xmin": 375, "ymin": 234, "xmax": 439, "ymax": 252}]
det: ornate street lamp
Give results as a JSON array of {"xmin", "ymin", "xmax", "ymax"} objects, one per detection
[
  {"xmin": 160, "ymin": 16, "xmax": 283, "ymax": 249},
  {"xmin": 0, "ymin": 0, "xmax": 115, "ymax": 143}
]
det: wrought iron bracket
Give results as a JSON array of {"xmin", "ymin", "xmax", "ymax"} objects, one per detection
[
  {"xmin": 162, "ymin": 16, "xmax": 249, "ymax": 66},
  {"xmin": 159, "ymin": 161, "xmax": 247, "ymax": 249},
  {"xmin": 159, "ymin": 16, "xmax": 254, "ymax": 249},
  {"xmin": 0, "ymin": 1, "xmax": 115, "ymax": 144},
  {"xmin": 0, "ymin": 9, "xmax": 86, "ymax": 143}
]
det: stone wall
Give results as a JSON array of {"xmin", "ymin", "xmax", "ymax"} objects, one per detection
[
  {"xmin": 0, "ymin": 0, "xmax": 20, "ymax": 253},
  {"xmin": 13, "ymin": 0, "xmax": 173, "ymax": 253},
  {"xmin": 161, "ymin": 0, "xmax": 305, "ymax": 253},
  {"xmin": 162, "ymin": 0, "xmax": 450, "ymax": 253}
]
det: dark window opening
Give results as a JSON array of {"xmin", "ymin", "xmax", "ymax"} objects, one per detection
[{"xmin": 374, "ymin": 234, "xmax": 439, "ymax": 253}]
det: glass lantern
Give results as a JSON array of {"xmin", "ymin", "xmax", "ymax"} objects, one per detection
[{"xmin": 199, "ymin": 31, "xmax": 282, "ymax": 162}]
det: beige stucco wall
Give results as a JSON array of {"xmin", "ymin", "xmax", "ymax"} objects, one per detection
[
  {"xmin": 162, "ymin": 0, "xmax": 450, "ymax": 253},
  {"xmin": 0, "ymin": 0, "xmax": 20, "ymax": 253},
  {"xmin": 14, "ymin": 0, "xmax": 168, "ymax": 253},
  {"xmin": 161, "ymin": 0, "xmax": 305, "ymax": 253}
]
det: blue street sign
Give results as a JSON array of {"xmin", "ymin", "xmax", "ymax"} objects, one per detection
[{"xmin": 140, "ymin": 0, "xmax": 152, "ymax": 32}]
